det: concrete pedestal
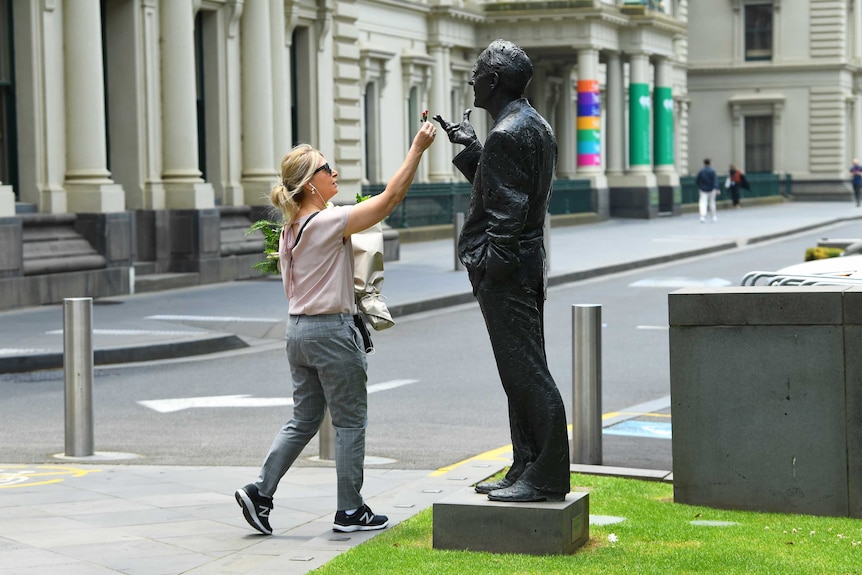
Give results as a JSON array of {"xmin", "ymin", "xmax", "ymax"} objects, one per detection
[
  {"xmin": 669, "ymin": 286, "xmax": 862, "ymax": 518},
  {"xmin": 432, "ymin": 490, "xmax": 589, "ymax": 555}
]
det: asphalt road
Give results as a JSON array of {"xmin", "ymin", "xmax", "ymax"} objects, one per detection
[{"xmin": 1, "ymin": 221, "xmax": 855, "ymax": 471}]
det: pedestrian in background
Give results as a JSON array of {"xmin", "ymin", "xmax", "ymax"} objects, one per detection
[
  {"xmin": 850, "ymin": 158, "xmax": 862, "ymax": 207},
  {"xmin": 725, "ymin": 163, "xmax": 747, "ymax": 209},
  {"xmin": 696, "ymin": 157, "xmax": 720, "ymax": 222},
  {"xmin": 235, "ymin": 122, "xmax": 436, "ymax": 535}
]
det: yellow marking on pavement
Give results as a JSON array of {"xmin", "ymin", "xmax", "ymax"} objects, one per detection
[
  {"xmin": 0, "ymin": 465, "xmax": 101, "ymax": 489},
  {"xmin": 603, "ymin": 411, "xmax": 671, "ymax": 419},
  {"xmin": 432, "ymin": 410, "xmax": 672, "ymax": 476},
  {"xmin": 430, "ymin": 444, "xmax": 513, "ymax": 477}
]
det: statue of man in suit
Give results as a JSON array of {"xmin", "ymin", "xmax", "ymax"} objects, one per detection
[{"xmin": 434, "ymin": 39, "xmax": 570, "ymax": 502}]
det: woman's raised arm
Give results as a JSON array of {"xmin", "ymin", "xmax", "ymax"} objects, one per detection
[{"xmin": 344, "ymin": 122, "xmax": 436, "ymax": 237}]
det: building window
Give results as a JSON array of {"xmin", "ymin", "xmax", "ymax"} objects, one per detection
[
  {"xmin": 745, "ymin": 4, "xmax": 773, "ymax": 61},
  {"xmin": 745, "ymin": 115, "xmax": 773, "ymax": 172},
  {"xmin": 0, "ymin": 0, "xmax": 17, "ymax": 196},
  {"xmin": 194, "ymin": 12, "xmax": 206, "ymax": 181}
]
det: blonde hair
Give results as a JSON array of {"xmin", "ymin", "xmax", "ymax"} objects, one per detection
[{"xmin": 270, "ymin": 144, "xmax": 324, "ymax": 223}]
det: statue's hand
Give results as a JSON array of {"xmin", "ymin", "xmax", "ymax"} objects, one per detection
[{"xmin": 433, "ymin": 109, "xmax": 477, "ymax": 147}]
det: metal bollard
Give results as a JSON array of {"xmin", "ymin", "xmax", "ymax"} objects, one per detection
[
  {"xmin": 319, "ymin": 408, "xmax": 336, "ymax": 460},
  {"xmin": 63, "ymin": 297, "xmax": 94, "ymax": 457},
  {"xmin": 571, "ymin": 304, "xmax": 602, "ymax": 465},
  {"xmin": 453, "ymin": 212, "xmax": 465, "ymax": 271}
]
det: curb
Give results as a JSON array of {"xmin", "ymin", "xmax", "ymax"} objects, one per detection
[{"xmin": 0, "ymin": 334, "xmax": 248, "ymax": 374}]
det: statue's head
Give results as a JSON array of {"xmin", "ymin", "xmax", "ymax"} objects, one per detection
[
  {"xmin": 470, "ymin": 40, "xmax": 532, "ymax": 111},
  {"xmin": 474, "ymin": 39, "xmax": 533, "ymax": 99}
]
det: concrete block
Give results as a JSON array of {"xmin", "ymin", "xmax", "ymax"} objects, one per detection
[
  {"xmin": 609, "ymin": 187, "xmax": 658, "ymax": 219},
  {"xmin": 669, "ymin": 287, "xmax": 856, "ymax": 517},
  {"xmin": 668, "ymin": 287, "xmax": 845, "ymax": 326},
  {"xmin": 432, "ymin": 490, "xmax": 589, "ymax": 556},
  {"xmin": 0, "ymin": 217, "xmax": 23, "ymax": 277},
  {"xmin": 74, "ymin": 212, "xmax": 133, "ymax": 267},
  {"xmin": 844, "ymin": 324, "xmax": 862, "ymax": 518},
  {"xmin": 169, "ymin": 209, "xmax": 221, "ymax": 273},
  {"xmin": 843, "ymin": 287, "xmax": 862, "ymax": 326}
]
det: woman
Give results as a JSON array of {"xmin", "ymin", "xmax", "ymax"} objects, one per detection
[
  {"xmin": 727, "ymin": 164, "xmax": 744, "ymax": 208},
  {"xmin": 236, "ymin": 122, "xmax": 436, "ymax": 535}
]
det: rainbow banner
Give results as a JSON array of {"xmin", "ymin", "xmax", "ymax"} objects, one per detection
[{"xmin": 577, "ymin": 79, "xmax": 601, "ymax": 167}]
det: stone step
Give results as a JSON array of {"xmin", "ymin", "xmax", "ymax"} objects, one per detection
[{"xmin": 133, "ymin": 272, "xmax": 199, "ymax": 293}]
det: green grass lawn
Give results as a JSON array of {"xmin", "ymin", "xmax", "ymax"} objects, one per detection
[{"xmin": 314, "ymin": 473, "xmax": 862, "ymax": 575}]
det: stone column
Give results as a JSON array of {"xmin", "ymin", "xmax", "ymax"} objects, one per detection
[
  {"xmin": 140, "ymin": 0, "xmax": 166, "ymax": 209},
  {"xmin": 731, "ymin": 104, "xmax": 744, "ymax": 169},
  {"xmin": 610, "ymin": 53, "xmax": 656, "ymax": 218},
  {"xmin": 576, "ymin": 48, "xmax": 608, "ymax": 191},
  {"xmin": 241, "ymin": 0, "xmax": 277, "ymax": 205},
  {"xmin": 63, "ymin": 0, "xmax": 125, "ymax": 213},
  {"xmin": 429, "ymin": 43, "xmax": 453, "ymax": 182},
  {"xmin": 628, "ymin": 53, "xmax": 652, "ymax": 175},
  {"xmin": 530, "ymin": 64, "xmax": 549, "ymax": 119},
  {"xmin": 222, "ymin": 1, "xmax": 244, "ymax": 206},
  {"xmin": 606, "ymin": 52, "xmax": 624, "ymax": 177},
  {"xmin": 653, "ymin": 58, "xmax": 679, "ymax": 186},
  {"xmin": 271, "ymin": 0, "xmax": 291, "ymax": 167},
  {"xmin": 556, "ymin": 66, "xmax": 577, "ymax": 179},
  {"xmin": 773, "ymin": 102, "xmax": 784, "ymax": 173},
  {"xmin": 160, "ymin": 0, "xmax": 214, "ymax": 209},
  {"xmin": 855, "ymin": 91, "xmax": 862, "ymax": 161}
]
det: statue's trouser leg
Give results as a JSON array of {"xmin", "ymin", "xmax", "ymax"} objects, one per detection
[{"xmin": 476, "ymin": 281, "xmax": 570, "ymax": 494}]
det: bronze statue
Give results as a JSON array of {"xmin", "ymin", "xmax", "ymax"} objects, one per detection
[{"xmin": 434, "ymin": 39, "xmax": 570, "ymax": 502}]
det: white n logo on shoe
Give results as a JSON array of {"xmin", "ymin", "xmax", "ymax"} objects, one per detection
[{"xmin": 359, "ymin": 510, "xmax": 372, "ymax": 524}]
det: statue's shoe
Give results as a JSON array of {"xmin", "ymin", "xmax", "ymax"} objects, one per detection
[
  {"xmin": 487, "ymin": 481, "xmax": 566, "ymax": 502},
  {"xmin": 474, "ymin": 477, "xmax": 515, "ymax": 494}
]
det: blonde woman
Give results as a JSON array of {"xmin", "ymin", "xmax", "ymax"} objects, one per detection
[{"xmin": 236, "ymin": 122, "xmax": 436, "ymax": 535}]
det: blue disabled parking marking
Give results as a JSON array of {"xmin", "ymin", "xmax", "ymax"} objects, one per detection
[{"xmin": 604, "ymin": 420, "xmax": 672, "ymax": 439}]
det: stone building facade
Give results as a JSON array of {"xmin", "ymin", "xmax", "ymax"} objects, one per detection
[
  {"xmin": 0, "ymin": 0, "xmax": 690, "ymax": 309},
  {"xmin": 687, "ymin": 0, "xmax": 862, "ymax": 199}
]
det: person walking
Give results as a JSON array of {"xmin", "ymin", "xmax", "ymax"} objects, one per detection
[
  {"xmin": 726, "ymin": 163, "xmax": 747, "ymax": 208},
  {"xmin": 696, "ymin": 158, "xmax": 720, "ymax": 222},
  {"xmin": 235, "ymin": 122, "xmax": 436, "ymax": 535},
  {"xmin": 850, "ymin": 159, "xmax": 862, "ymax": 207},
  {"xmin": 434, "ymin": 39, "xmax": 570, "ymax": 503}
]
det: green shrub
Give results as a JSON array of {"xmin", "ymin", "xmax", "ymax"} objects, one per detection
[{"xmin": 804, "ymin": 247, "xmax": 843, "ymax": 261}]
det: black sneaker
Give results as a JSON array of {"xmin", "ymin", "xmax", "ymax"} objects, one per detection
[
  {"xmin": 235, "ymin": 484, "xmax": 273, "ymax": 535},
  {"xmin": 333, "ymin": 504, "xmax": 389, "ymax": 532}
]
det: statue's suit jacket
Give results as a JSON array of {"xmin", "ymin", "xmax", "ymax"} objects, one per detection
[{"xmin": 453, "ymin": 98, "xmax": 557, "ymax": 293}]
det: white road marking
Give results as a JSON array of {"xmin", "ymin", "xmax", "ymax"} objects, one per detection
[
  {"xmin": 45, "ymin": 329, "xmax": 204, "ymax": 336},
  {"xmin": 0, "ymin": 348, "xmax": 52, "ymax": 356},
  {"xmin": 138, "ymin": 379, "xmax": 419, "ymax": 413},
  {"xmin": 636, "ymin": 325, "xmax": 669, "ymax": 330},
  {"xmin": 146, "ymin": 314, "xmax": 276, "ymax": 323},
  {"xmin": 629, "ymin": 277, "xmax": 732, "ymax": 288}
]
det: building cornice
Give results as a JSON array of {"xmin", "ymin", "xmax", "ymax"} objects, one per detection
[{"xmin": 689, "ymin": 63, "xmax": 862, "ymax": 76}]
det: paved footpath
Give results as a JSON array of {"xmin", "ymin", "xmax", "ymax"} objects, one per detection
[{"xmin": 1, "ymin": 201, "xmax": 860, "ymax": 574}]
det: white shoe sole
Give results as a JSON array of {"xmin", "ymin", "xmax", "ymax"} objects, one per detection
[
  {"xmin": 235, "ymin": 489, "xmax": 273, "ymax": 535},
  {"xmin": 333, "ymin": 520, "xmax": 389, "ymax": 533}
]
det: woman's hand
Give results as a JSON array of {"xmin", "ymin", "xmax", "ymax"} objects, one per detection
[
  {"xmin": 413, "ymin": 121, "xmax": 437, "ymax": 152},
  {"xmin": 344, "ymin": 121, "xmax": 436, "ymax": 236}
]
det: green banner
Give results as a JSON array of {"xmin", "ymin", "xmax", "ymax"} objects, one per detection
[
  {"xmin": 654, "ymin": 86, "xmax": 674, "ymax": 166},
  {"xmin": 629, "ymin": 83, "xmax": 651, "ymax": 166}
]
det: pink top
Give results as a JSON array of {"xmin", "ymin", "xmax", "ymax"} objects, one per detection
[{"xmin": 279, "ymin": 205, "xmax": 355, "ymax": 315}]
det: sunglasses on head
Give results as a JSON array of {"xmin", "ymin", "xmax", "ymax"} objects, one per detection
[{"xmin": 313, "ymin": 162, "xmax": 332, "ymax": 176}]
